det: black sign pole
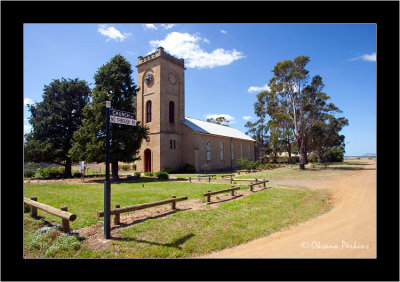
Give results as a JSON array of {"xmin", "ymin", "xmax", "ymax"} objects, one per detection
[{"xmin": 104, "ymin": 101, "xmax": 111, "ymax": 239}]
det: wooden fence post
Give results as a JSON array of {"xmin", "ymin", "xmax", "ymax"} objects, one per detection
[
  {"xmin": 263, "ymin": 178, "xmax": 266, "ymax": 188},
  {"xmin": 113, "ymin": 204, "xmax": 120, "ymax": 225},
  {"xmin": 30, "ymin": 197, "xmax": 38, "ymax": 217},
  {"xmin": 208, "ymin": 176, "xmax": 210, "ymax": 182},
  {"xmin": 60, "ymin": 206, "xmax": 70, "ymax": 232},
  {"xmin": 249, "ymin": 182, "xmax": 253, "ymax": 192},
  {"xmin": 171, "ymin": 196, "xmax": 176, "ymax": 210},
  {"xmin": 207, "ymin": 191, "xmax": 211, "ymax": 203},
  {"xmin": 189, "ymin": 177, "xmax": 191, "ymax": 182},
  {"xmin": 231, "ymin": 186, "xmax": 235, "ymax": 196},
  {"xmin": 230, "ymin": 177, "xmax": 232, "ymax": 184}
]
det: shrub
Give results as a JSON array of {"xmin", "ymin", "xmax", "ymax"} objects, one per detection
[
  {"xmin": 48, "ymin": 167, "xmax": 61, "ymax": 178},
  {"xmin": 237, "ymin": 158, "xmax": 258, "ymax": 170},
  {"xmin": 161, "ymin": 168, "xmax": 174, "ymax": 174},
  {"xmin": 144, "ymin": 171, "xmax": 154, "ymax": 176},
  {"xmin": 119, "ymin": 164, "xmax": 131, "ymax": 171},
  {"xmin": 24, "ymin": 169, "xmax": 35, "ymax": 178},
  {"xmin": 132, "ymin": 164, "xmax": 137, "ymax": 171},
  {"xmin": 134, "ymin": 172, "xmax": 141, "ymax": 177},
  {"xmin": 155, "ymin": 171, "xmax": 169, "ymax": 181},
  {"xmin": 72, "ymin": 170, "xmax": 82, "ymax": 178},
  {"xmin": 324, "ymin": 148, "xmax": 344, "ymax": 162},
  {"xmin": 39, "ymin": 168, "xmax": 50, "ymax": 178}
]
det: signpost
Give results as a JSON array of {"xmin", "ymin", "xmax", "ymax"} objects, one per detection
[{"xmin": 104, "ymin": 101, "xmax": 136, "ymax": 239}]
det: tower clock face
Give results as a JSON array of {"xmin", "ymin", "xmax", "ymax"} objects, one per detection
[
  {"xmin": 168, "ymin": 73, "xmax": 177, "ymax": 85},
  {"xmin": 144, "ymin": 72, "xmax": 153, "ymax": 84}
]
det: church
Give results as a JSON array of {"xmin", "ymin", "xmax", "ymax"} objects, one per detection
[{"xmin": 134, "ymin": 47, "xmax": 256, "ymax": 173}]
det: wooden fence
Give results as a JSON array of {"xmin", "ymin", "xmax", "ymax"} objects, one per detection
[
  {"xmin": 24, "ymin": 197, "xmax": 76, "ymax": 232},
  {"xmin": 202, "ymin": 186, "xmax": 241, "ymax": 203},
  {"xmin": 97, "ymin": 196, "xmax": 188, "ymax": 225}
]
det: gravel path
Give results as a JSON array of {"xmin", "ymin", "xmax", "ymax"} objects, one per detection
[{"xmin": 201, "ymin": 159, "xmax": 377, "ymax": 258}]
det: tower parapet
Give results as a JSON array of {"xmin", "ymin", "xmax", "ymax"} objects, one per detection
[{"xmin": 137, "ymin": 47, "xmax": 185, "ymax": 68}]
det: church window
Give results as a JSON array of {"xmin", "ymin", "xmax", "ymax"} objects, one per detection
[
  {"xmin": 231, "ymin": 142, "xmax": 234, "ymax": 160},
  {"xmin": 220, "ymin": 142, "xmax": 224, "ymax": 160},
  {"xmin": 206, "ymin": 141, "xmax": 211, "ymax": 161},
  {"xmin": 169, "ymin": 101, "xmax": 175, "ymax": 123},
  {"xmin": 146, "ymin": 101, "xmax": 152, "ymax": 123},
  {"xmin": 240, "ymin": 144, "xmax": 243, "ymax": 158}
]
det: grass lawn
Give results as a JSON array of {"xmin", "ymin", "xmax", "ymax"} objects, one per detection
[
  {"xmin": 25, "ymin": 161, "xmax": 364, "ymax": 258},
  {"xmin": 24, "ymin": 181, "xmax": 235, "ymax": 229}
]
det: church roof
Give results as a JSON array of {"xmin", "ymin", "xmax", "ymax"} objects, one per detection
[{"xmin": 183, "ymin": 117, "xmax": 256, "ymax": 142}]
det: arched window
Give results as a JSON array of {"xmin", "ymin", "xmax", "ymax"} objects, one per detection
[
  {"xmin": 169, "ymin": 101, "xmax": 175, "ymax": 123},
  {"xmin": 206, "ymin": 141, "xmax": 211, "ymax": 161},
  {"xmin": 146, "ymin": 101, "xmax": 152, "ymax": 123}
]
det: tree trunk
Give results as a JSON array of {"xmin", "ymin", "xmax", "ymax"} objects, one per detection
[
  {"xmin": 111, "ymin": 161, "xmax": 119, "ymax": 179},
  {"xmin": 299, "ymin": 143, "xmax": 307, "ymax": 170},
  {"xmin": 64, "ymin": 157, "xmax": 72, "ymax": 178}
]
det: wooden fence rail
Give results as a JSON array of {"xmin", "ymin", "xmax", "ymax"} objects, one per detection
[
  {"xmin": 24, "ymin": 197, "xmax": 76, "ymax": 232},
  {"xmin": 248, "ymin": 179, "xmax": 269, "ymax": 191},
  {"xmin": 220, "ymin": 174, "xmax": 234, "ymax": 178},
  {"xmin": 202, "ymin": 186, "xmax": 241, "ymax": 203},
  {"xmin": 97, "ymin": 196, "xmax": 188, "ymax": 224}
]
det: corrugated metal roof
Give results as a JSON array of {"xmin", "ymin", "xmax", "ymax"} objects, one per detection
[{"xmin": 183, "ymin": 117, "xmax": 256, "ymax": 142}]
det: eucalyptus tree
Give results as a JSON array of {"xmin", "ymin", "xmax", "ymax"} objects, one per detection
[{"xmin": 264, "ymin": 56, "xmax": 346, "ymax": 169}]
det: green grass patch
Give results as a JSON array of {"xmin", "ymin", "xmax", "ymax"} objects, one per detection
[
  {"xmin": 106, "ymin": 188, "xmax": 330, "ymax": 258},
  {"xmin": 24, "ymin": 181, "xmax": 237, "ymax": 229}
]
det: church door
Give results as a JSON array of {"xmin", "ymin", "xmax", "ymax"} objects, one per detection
[{"xmin": 144, "ymin": 149, "xmax": 151, "ymax": 172}]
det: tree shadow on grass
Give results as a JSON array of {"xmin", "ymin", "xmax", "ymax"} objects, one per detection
[{"xmin": 111, "ymin": 232, "xmax": 195, "ymax": 250}]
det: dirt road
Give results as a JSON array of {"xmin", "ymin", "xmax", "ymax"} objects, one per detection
[{"xmin": 202, "ymin": 159, "xmax": 376, "ymax": 258}]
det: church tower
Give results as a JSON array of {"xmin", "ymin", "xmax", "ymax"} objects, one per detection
[{"xmin": 135, "ymin": 47, "xmax": 185, "ymax": 172}]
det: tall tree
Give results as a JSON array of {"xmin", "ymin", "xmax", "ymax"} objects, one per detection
[
  {"xmin": 69, "ymin": 54, "xmax": 148, "ymax": 179},
  {"xmin": 267, "ymin": 56, "xmax": 343, "ymax": 169},
  {"xmin": 24, "ymin": 78, "xmax": 91, "ymax": 177},
  {"xmin": 206, "ymin": 116, "xmax": 231, "ymax": 127}
]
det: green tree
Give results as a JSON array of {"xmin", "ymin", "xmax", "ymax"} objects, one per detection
[
  {"xmin": 266, "ymin": 56, "xmax": 343, "ymax": 169},
  {"xmin": 206, "ymin": 116, "xmax": 231, "ymax": 127},
  {"xmin": 69, "ymin": 54, "xmax": 148, "ymax": 179},
  {"xmin": 309, "ymin": 116, "xmax": 349, "ymax": 163},
  {"xmin": 24, "ymin": 78, "xmax": 91, "ymax": 177}
]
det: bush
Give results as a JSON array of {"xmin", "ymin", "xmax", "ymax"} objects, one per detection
[
  {"xmin": 24, "ymin": 203, "xmax": 31, "ymax": 213},
  {"xmin": 39, "ymin": 168, "xmax": 50, "ymax": 178},
  {"xmin": 161, "ymin": 168, "xmax": 174, "ymax": 174},
  {"xmin": 155, "ymin": 171, "xmax": 169, "ymax": 181},
  {"xmin": 134, "ymin": 172, "xmax": 141, "ymax": 177},
  {"xmin": 48, "ymin": 167, "xmax": 61, "ymax": 178},
  {"xmin": 24, "ymin": 169, "xmax": 35, "ymax": 178},
  {"xmin": 144, "ymin": 171, "xmax": 154, "ymax": 176},
  {"xmin": 119, "ymin": 164, "xmax": 131, "ymax": 171},
  {"xmin": 132, "ymin": 164, "xmax": 136, "ymax": 171},
  {"xmin": 324, "ymin": 148, "xmax": 344, "ymax": 162},
  {"xmin": 237, "ymin": 158, "xmax": 257, "ymax": 170}
]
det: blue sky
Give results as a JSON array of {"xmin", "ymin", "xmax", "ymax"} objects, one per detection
[{"xmin": 24, "ymin": 24, "xmax": 376, "ymax": 156}]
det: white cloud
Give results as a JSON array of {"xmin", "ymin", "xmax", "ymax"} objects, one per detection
[
  {"xmin": 149, "ymin": 32, "xmax": 245, "ymax": 69},
  {"xmin": 160, "ymin": 24, "xmax": 175, "ymax": 30},
  {"xmin": 24, "ymin": 98, "xmax": 34, "ymax": 106},
  {"xmin": 205, "ymin": 113, "xmax": 235, "ymax": 123},
  {"xmin": 97, "ymin": 24, "xmax": 131, "ymax": 42},
  {"xmin": 220, "ymin": 30, "xmax": 227, "ymax": 34},
  {"xmin": 243, "ymin": 115, "xmax": 252, "ymax": 121},
  {"xmin": 248, "ymin": 83, "xmax": 270, "ymax": 93},
  {"xmin": 143, "ymin": 24, "xmax": 176, "ymax": 31},
  {"xmin": 349, "ymin": 52, "xmax": 376, "ymax": 62},
  {"xmin": 143, "ymin": 24, "xmax": 158, "ymax": 30}
]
